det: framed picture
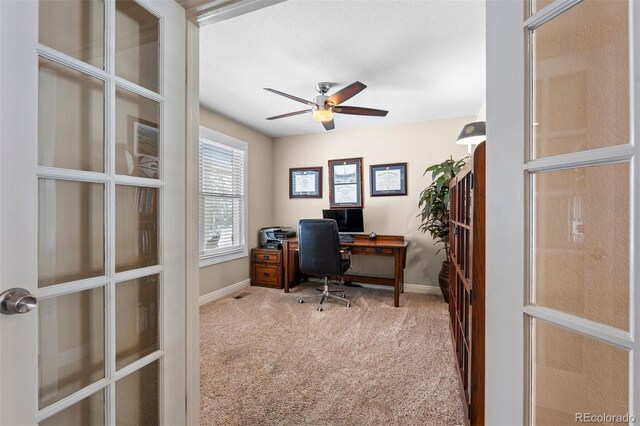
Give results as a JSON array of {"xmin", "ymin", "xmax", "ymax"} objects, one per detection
[
  {"xmin": 289, "ymin": 167, "xmax": 322, "ymax": 198},
  {"xmin": 328, "ymin": 157, "xmax": 363, "ymax": 208},
  {"xmin": 370, "ymin": 162, "xmax": 407, "ymax": 196},
  {"xmin": 133, "ymin": 119, "xmax": 159, "ymax": 160},
  {"xmin": 122, "ymin": 116, "xmax": 159, "ymax": 178}
]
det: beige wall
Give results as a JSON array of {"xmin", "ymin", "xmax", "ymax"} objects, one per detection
[
  {"xmin": 272, "ymin": 118, "xmax": 471, "ymax": 288},
  {"xmin": 199, "ymin": 109, "xmax": 274, "ymax": 296}
]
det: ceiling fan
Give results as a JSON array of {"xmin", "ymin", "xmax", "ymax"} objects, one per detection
[{"xmin": 263, "ymin": 81, "xmax": 388, "ymax": 131}]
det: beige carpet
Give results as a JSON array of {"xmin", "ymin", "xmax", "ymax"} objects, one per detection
[{"xmin": 200, "ymin": 282, "xmax": 465, "ymax": 426}]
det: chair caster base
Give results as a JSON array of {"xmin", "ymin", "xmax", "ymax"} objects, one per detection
[{"xmin": 297, "ymin": 277, "xmax": 350, "ymax": 311}]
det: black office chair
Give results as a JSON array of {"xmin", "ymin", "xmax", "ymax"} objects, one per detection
[{"xmin": 297, "ymin": 219, "xmax": 351, "ymax": 311}]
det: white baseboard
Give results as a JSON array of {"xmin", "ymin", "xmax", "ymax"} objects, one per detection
[
  {"xmin": 354, "ymin": 282, "xmax": 443, "ymax": 297},
  {"xmin": 403, "ymin": 283, "xmax": 443, "ymax": 297},
  {"xmin": 199, "ymin": 279, "xmax": 251, "ymax": 306}
]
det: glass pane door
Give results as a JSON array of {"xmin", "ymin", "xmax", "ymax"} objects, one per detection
[
  {"xmin": 524, "ymin": 0, "xmax": 635, "ymax": 424},
  {"xmin": 36, "ymin": 0, "xmax": 163, "ymax": 423}
]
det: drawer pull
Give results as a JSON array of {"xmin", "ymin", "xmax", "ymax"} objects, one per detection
[
  {"xmin": 263, "ymin": 255, "xmax": 269, "ymax": 259},
  {"xmin": 263, "ymin": 272, "xmax": 270, "ymax": 277}
]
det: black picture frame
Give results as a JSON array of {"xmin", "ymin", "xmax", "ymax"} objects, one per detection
[
  {"xmin": 289, "ymin": 167, "xmax": 322, "ymax": 198},
  {"xmin": 370, "ymin": 162, "xmax": 407, "ymax": 196},
  {"xmin": 328, "ymin": 157, "xmax": 363, "ymax": 208}
]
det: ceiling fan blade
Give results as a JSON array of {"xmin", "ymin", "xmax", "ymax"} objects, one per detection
[
  {"xmin": 264, "ymin": 88, "xmax": 317, "ymax": 107},
  {"xmin": 322, "ymin": 119, "xmax": 335, "ymax": 131},
  {"xmin": 266, "ymin": 109, "xmax": 312, "ymax": 120},
  {"xmin": 326, "ymin": 81, "xmax": 367, "ymax": 106},
  {"xmin": 334, "ymin": 106, "xmax": 388, "ymax": 117}
]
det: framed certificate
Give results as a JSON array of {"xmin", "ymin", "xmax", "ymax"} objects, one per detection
[
  {"xmin": 133, "ymin": 120, "xmax": 159, "ymax": 159},
  {"xmin": 289, "ymin": 167, "xmax": 322, "ymax": 198},
  {"xmin": 370, "ymin": 162, "xmax": 407, "ymax": 196},
  {"xmin": 328, "ymin": 157, "xmax": 363, "ymax": 208}
]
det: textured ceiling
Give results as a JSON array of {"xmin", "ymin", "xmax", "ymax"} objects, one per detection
[{"xmin": 199, "ymin": 0, "xmax": 486, "ymax": 138}]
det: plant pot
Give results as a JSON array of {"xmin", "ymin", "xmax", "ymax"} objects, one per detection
[{"xmin": 438, "ymin": 260, "xmax": 450, "ymax": 303}]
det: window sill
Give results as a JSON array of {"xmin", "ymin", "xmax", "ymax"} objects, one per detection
[{"xmin": 199, "ymin": 249, "xmax": 247, "ymax": 268}]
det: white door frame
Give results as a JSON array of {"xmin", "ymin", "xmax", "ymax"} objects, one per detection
[
  {"xmin": 485, "ymin": 1, "xmax": 526, "ymax": 422},
  {"xmin": 485, "ymin": 0, "xmax": 640, "ymax": 423},
  {"xmin": 183, "ymin": 2, "xmax": 290, "ymax": 423},
  {"xmin": 185, "ymin": 18, "xmax": 202, "ymax": 426}
]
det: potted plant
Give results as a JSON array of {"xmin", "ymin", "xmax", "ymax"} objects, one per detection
[{"xmin": 418, "ymin": 156, "xmax": 466, "ymax": 302}]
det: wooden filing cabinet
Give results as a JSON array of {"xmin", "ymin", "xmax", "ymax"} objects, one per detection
[{"xmin": 250, "ymin": 248, "xmax": 282, "ymax": 288}]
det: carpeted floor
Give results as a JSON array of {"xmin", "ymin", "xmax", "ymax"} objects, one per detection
[{"xmin": 200, "ymin": 282, "xmax": 465, "ymax": 426}]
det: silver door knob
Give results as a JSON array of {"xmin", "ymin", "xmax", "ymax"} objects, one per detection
[{"xmin": 0, "ymin": 288, "xmax": 37, "ymax": 315}]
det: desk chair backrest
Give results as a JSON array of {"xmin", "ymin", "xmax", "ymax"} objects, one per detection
[{"xmin": 297, "ymin": 219, "xmax": 343, "ymax": 278}]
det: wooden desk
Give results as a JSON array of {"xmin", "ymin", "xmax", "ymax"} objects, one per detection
[{"xmin": 281, "ymin": 235, "xmax": 409, "ymax": 307}]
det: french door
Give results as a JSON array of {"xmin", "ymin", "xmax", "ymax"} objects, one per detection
[
  {"xmin": 0, "ymin": 0, "xmax": 186, "ymax": 424},
  {"xmin": 486, "ymin": 0, "xmax": 639, "ymax": 424}
]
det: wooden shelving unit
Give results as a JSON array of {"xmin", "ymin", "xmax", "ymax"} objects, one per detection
[{"xmin": 448, "ymin": 142, "xmax": 485, "ymax": 425}]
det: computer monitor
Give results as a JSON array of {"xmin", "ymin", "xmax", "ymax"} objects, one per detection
[{"xmin": 322, "ymin": 208, "xmax": 365, "ymax": 234}]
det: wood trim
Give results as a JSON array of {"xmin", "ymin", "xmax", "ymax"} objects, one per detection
[
  {"xmin": 471, "ymin": 142, "xmax": 485, "ymax": 425},
  {"xmin": 339, "ymin": 234, "xmax": 406, "ymax": 245}
]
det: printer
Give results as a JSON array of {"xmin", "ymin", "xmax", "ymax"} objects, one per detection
[{"xmin": 259, "ymin": 227, "xmax": 296, "ymax": 248}]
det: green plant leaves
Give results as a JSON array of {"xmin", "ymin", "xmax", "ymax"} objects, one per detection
[{"xmin": 417, "ymin": 155, "xmax": 467, "ymax": 257}]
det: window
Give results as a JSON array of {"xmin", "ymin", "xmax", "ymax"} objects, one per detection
[{"xmin": 199, "ymin": 127, "xmax": 247, "ymax": 266}]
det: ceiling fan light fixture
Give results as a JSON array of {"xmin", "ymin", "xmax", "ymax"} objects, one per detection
[
  {"xmin": 312, "ymin": 107, "xmax": 333, "ymax": 122},
  {"xmin": 264, "ymin": 82, "xmax": 388, "ymax": 131}
]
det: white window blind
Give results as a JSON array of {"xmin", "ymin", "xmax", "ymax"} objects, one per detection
[{"xmin": 199, "ymin": 128, "xmax": 247, "ymax": 264}]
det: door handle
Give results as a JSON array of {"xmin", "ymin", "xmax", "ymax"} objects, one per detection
[{"xmin": 0, "ymin": 288, "xmax": 37, "ymax": 315}]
